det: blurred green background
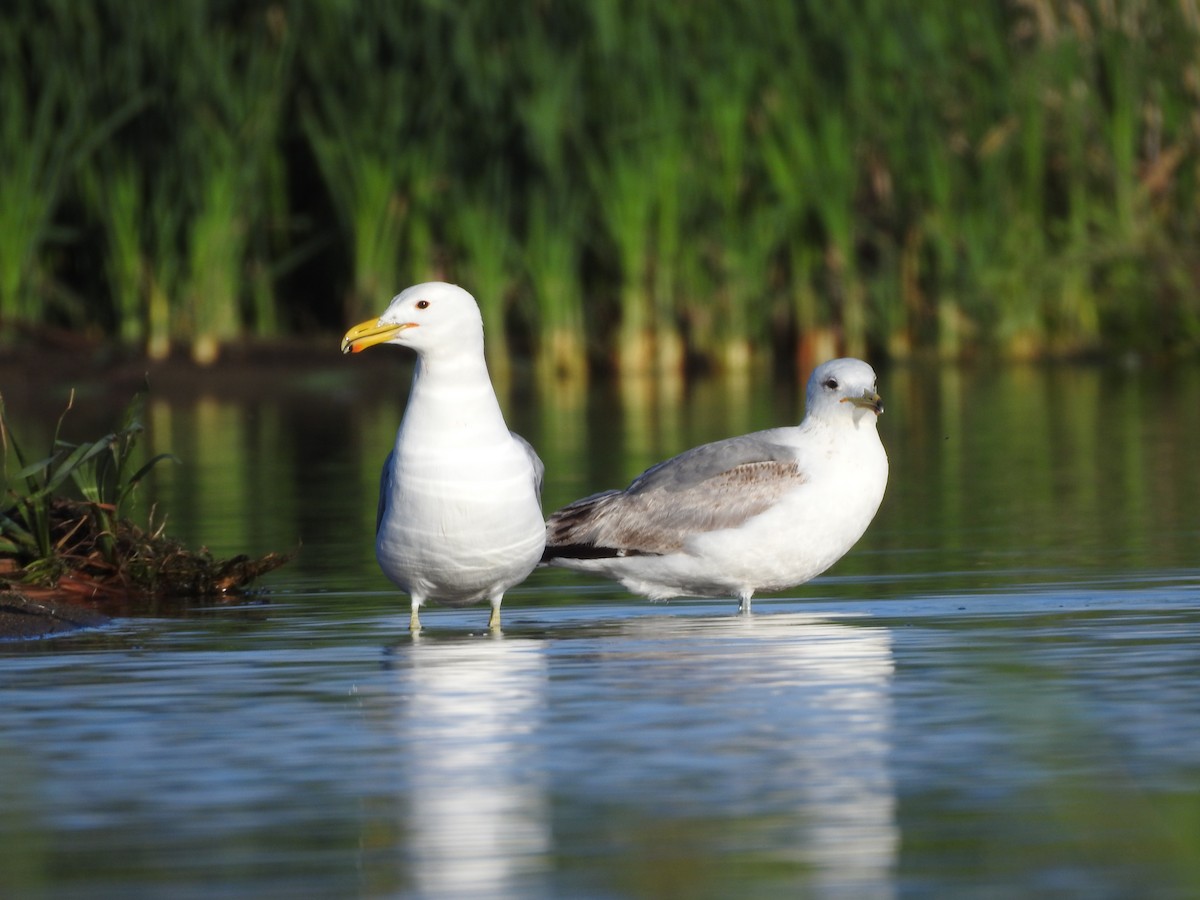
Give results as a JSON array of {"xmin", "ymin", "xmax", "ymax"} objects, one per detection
[{"xmin": 3, "ymin": 0, "xmax": 1199, "ymax": 378}]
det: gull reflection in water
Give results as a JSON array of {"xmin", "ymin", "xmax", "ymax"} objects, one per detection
[
  {"xmin": 389, "ymin": 612, "xmax": 896, "ymax": 897},
  {"xmin": 393, "ymin": 634, "xmax": 549, "ymax": 898},
  {"xmin": 551, "ymin": 613, "xmax": 898, "ymax": 897},
  {"xmin": 753, "ymin": 615, "xmax": 896, "ymax": 895}
]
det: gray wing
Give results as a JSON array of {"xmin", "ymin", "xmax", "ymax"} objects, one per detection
[
  {"xmin": 376, "ymin": 449, "xmax": 394, "ymax": 536},
  {"xmin": 544, "ymin": 435, "xmax": 805, "ymax": 559},
  {"xmin": 628, "ymin": 435, "xmax": 796, "ymax": 493},
  {"xmin": 511, "ymin": 431, "xmax": 545, "ymax": 500}
]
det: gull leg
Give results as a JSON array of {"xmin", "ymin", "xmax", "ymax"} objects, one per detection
[
  {"xmin": 409, "ymin": 595, "xmax": 423, "ymax": 633},
  {"xmin": 737, "ymin": 591, "xmax": 753, "ymax": 615},
  {"xmin": 488, "ymin": 593, "xmax": 503, "ymax": 631}
]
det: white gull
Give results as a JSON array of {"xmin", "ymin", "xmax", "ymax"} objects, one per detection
[
  {"xmin": 542, "ymin": 358, "xmax": 887, "ymax": 612},
  {"xmin": 342, "ymin": 282, "xmax": 545, "ymax": 631}
]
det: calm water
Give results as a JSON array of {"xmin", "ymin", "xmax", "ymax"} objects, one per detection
[{"xmin": 2, "ymin": 359, "xmax": 1199, "ymax": 898}]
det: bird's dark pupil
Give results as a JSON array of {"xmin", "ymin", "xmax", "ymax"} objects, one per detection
[
  {"xmin": 416, "ymin": 300, "xmax": 429, "ymax": 309},
  {"xmin": 825, "ymin": 379, "xmax": 838, "ymax": 389}
]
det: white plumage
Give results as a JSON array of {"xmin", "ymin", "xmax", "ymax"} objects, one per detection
[
  {"xmin": 342, "ymin": 282, "xmax": 545, "ymax": 631},
  {"xmin": 542, "ymin": 358, "xmax": 888, "ymax": 612}
]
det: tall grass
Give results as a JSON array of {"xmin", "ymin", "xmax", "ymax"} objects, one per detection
[
  {"xmin": 0, "ymin": 14, "xmax": 87, "ymax": 333},
  {"xmin": 0, "ymin": 90, "xmax": 59, "ymax": 328},
  {"xmin": 83, "ymin": 165, "xmax": 144, "ymax": 347},
  {"xmin": 591, "ymin": 142, "xmax": 658, "ymax": 377},
  {"xmin": 69, "ymin": 3, "xmax": 292, "ymax": 360},
  {"xmin": 185, "ymin": 155, "xmax": 243, "ymax": 365},
  {"xmin": 524, "ymin": 190, "xmax": 588, "ymax": 387},
  {"xmin": 697, "ymin": 58, "xmax": 759, "ymax": 374},
  {"xmin": 142, "ymin": 191, "xmax": 183, "ymax": 362},
  {"xmin": 299, "ymin": 3, "xmax": 445, "ymax": 322},
  {"xmin": 451, "ymin": 177, "xmax": 519, "ymax": 388},
  {"xmin": 7, "ymin": 0, "xmax": 1200, "ymax": 371},
  {"xmin": 177, "ymin": 8, "xmax": 293, "ymax": 362}
]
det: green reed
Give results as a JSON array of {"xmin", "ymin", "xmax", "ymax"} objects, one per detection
[
  {"xmin": 67, "ymin": 3, "xmax": 292, "ymax": 360},
  {"xmin": 181, "ymin": 10, "xmax": 293, "ymax": 360},
  {"xmin": 8, "ymin": 0, "xmax": 1200, "ymax": 369},
  {"xmin": 141, "ymin": 187, "xmax": 183, "ymax": 362},
  {"xmin": 592, "ymin": 142, "xmax": 657, "ymax": 377},
  {"xmin": 184, "ymin": 156, "xmax": 243, "ymax": 365},
  {"xmin": 696, "ymin": 59, "xmax": 758, "ymax": 373},
  {"xmin": 450, "ymin": 177, "xmax": 519, "ymax": 387},
  {"xmin": 299, "ymin": 11, "xmax": 425, "ymax": 322},
  {"xmin": 585, "ymin": 16, "xmax": 690, "ymax": 380},
  {"xmin": 0, "ymin": 20, "xmax": 83, "ymax": 332},
  {"xmin": 84, "ymin": 165, "xmax": 144, "ymax": 347},
  {"xmin": 523, "ymin": 189, "xmax": 587, "ymax": 386}
]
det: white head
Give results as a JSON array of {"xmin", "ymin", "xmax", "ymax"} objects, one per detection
[
  {"xmin": 804, "ymin": 358, "xmax": 884, "ymax": 425},
  {"xmin": 341, "ymin": 282, "xmax": 485, "ymax": 359}
]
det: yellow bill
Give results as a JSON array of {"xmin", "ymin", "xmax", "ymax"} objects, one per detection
[{"xmin": 341, "ymin": 319, "xmax": 416, "ymax": 354}]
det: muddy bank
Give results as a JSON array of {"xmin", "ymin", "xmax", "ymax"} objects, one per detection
[
  {"xmin": 0, "ymin": 591, "xmax": 112, "ymax": 640},
  {"xmin": 0, "ymin": 333, "xmax": 407, "ymax": 407}
]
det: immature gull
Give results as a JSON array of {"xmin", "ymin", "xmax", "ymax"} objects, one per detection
[
  {"xmin": 342, "ymin": 282, "xmax": 546, "ymax": 631},
  {"xmin": 543, "ymin": 358, "xmax": 887, "ymax": 612}
]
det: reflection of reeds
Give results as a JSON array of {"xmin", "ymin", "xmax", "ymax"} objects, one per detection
[{"xmin": 10, "ymin": 2, "xmax": 1200, "ymax": 366}]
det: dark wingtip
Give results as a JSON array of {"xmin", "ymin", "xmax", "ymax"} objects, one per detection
[
  {"xmin": 542, "ymin": 544, "xmax": 613, "ymax": 562},
  {"xmin": 542, "ymin": 543, "xmax": 657, "ymax": 562}
]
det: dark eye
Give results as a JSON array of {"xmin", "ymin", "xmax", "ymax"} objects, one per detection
[
  {"xmin": 416, "ymin": 299, "xmax": 430, "ymax": 309},
  {"xmin": 823, "ymin": 377, "xmax": 839, "ymax": 390}
]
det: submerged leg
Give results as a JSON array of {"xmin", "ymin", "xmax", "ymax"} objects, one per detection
[
  {"xmin": 409, "ymin": 595, "xmax": 423, "ymax": 633},
  {"xmin": 487, "ymin": 593, "xmax": 503, "ymax": 631},
  {"xmin": 737, "ymin": 591, "xmax": 753, "ymax": 615}
]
